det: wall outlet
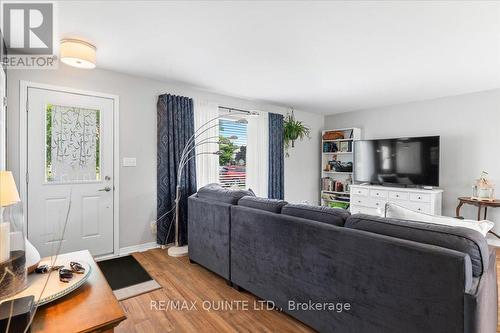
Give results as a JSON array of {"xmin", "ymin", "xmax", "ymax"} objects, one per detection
[{"xmin": 150, "ymin": 221, "xmax": 157, "ymax": 235}]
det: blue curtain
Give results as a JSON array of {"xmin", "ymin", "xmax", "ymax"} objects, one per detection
[
  {"xmin": 157, "ymin": 94, "xmax": 197, "ymax": 245},
  {"xmin": 268, "ymin": 113, "xmax": 284, "ymax": 199}
]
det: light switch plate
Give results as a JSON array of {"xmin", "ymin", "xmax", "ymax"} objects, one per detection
[{"xmin": 122, "ymin": 157, "xmax": 136, "ymax": 167}]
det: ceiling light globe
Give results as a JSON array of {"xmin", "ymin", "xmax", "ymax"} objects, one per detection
[{"xmin": 60, "ymin": 39, "xmax": 96, "ymax": 69}]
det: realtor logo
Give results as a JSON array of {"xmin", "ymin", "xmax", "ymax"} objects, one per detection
[{"xmin": 3, "ymin": 2, "xmax": 53, "ymax": 54}]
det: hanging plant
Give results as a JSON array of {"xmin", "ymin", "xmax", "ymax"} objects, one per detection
[{"xmin": 283, "ymin": 108, "xmax": 310, "ymax": 157}]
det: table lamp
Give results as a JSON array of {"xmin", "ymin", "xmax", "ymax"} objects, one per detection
[
  {"xmin": 0, "ymin": 171, "xmax": 30, "ymax": 300},
  {"xmin": 0, "ymin": 171, "xmax": 21, "ymax": 263},
  {"xmin": 0, "ymin": 171, "xmax": 40, "ymax": 274}
]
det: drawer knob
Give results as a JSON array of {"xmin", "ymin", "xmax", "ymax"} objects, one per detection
[
  {"xmin": 418, "ymin": 208, "xmax": 421, "ymax": 211},
  {"xmin": 375, "ymin": 203, "xmax": 379, "ymax": 206},
  {"xmin": 358, "ymin": 200, "xmax": 361, "ymax": 203},
  {"xmin": 418, "ymin": 196, "xmax": 421, "ymax": 199},
  {"xmin": 396, "ymin": 195, "xmax": 399, "ymax": 197}
]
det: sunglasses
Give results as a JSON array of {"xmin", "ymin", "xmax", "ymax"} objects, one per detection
[
  {"xmin": 35, "ymin": 265, "xmax": 63, "ymax": 274},
  {"xmin": 70, "ymin": 261, "xmax": 85, "ymax": 274},
  {"xmin": 35, "ymin": 262, "xmax": 85, "ymax": 283},
  {"xmin": 59, "ymin": 262, "xmax": 86, "ymax": 283},
  {"xmin": 59, "ymin": 269, "xmax": 74, "ymax": 283}
]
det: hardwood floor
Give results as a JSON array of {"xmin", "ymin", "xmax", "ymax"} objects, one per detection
[
  {"xmin": 115, "ymin": 248, "xmax": 500, "ymax": 332},
  {"xmin": 116, "ymin": 248, "xmax": 312, "ymax": 332}
]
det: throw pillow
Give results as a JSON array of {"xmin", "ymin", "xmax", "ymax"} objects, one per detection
[{"xmin": 385, "ymin": 202, "xmax": 494, "ymax": 237}]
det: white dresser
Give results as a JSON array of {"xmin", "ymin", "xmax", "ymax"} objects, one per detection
[{"xmin": 349, "ymin": 184, "xmax": 443, "ymax": 216}]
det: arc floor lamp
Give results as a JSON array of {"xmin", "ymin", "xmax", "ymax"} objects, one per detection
[{"xmin": 167, "ymin": 108, "xmax": 259, "ymax": 257}]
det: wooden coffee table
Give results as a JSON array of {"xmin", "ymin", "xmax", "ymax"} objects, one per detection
[
  {"xmin": 31, "ymin": 250, "xmax": 126, "ymax": 332},
  {"xmin": 456, "ymin": 197, "xmax": 500, "ymax": 238}
]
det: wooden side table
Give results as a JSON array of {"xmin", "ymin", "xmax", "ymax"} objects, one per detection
[
  {"xmin": 32, "ymin": 250, "xmax": 126, "ymax": 332},
  {"xmin": 456, "ymin": 197, "xmax": 500, "ymax": 238}
]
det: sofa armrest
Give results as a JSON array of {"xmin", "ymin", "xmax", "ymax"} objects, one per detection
[
  {"xmin": 188, "ymin": 196, "xmax": 232, "ymax": 279},
  {"xmin": 464, "ymin": 248, "xmax": 498, "ymax": 333}
]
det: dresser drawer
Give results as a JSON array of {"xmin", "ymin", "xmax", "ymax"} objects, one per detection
[
  {"xmin": 351, "ymin": 187, "xmax": 369, "ymax": 197},
  {"xmin": 407, "ymin": 202, "xmax": 431, "ymax": 214},
  {"xmin": 389, "ymin": 191, "xmax": 409, "ymax": 201},
  {"xmin": 350, "ymin": 205, "xmax": 382, "ymax": 216},
  {"xmin": 409, "ymin": 192, "xmax": 431, "ymax": 203},
  {"xmin": 350, "ymin": 195, "xmax": 371, "ymax": 207},
  {"xmin": 370, "ymin": 189, "xmax": 388, "ymax": 199},
  {"xmin": 371, "ymin": 199, "xmax": 386, "ymax": 210}
]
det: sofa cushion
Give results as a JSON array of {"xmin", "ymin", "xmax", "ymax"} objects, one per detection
[
  {"xmin": 237, "ymin": 196, "xmax": 287, "ymax": 213},
  {"xmin": 385, "ymin": 202, "xmax": 494, "ymax": 237},
  {"xmin": 345, "ymin": 213, "xmax": 489, "ymax": 277},
  {"xmin": 197, "ymin": 183, "xmax": 255, "ymax": 204},
  {"xmin": 281, "ymin": 204, "xmax": 349, "ymax": 226}
]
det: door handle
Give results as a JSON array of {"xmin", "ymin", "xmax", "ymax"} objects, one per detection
[{"xmin": 98, "ymin": 186, "xmax": 112, "ymax": 192}]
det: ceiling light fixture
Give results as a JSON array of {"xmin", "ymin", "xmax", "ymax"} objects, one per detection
[{"xmin": 60, "ymin": 39, "xmax": 97, "ymax": 69}]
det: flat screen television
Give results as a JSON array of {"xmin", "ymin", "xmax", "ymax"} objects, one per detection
[{"xmin": 353, "ymin": 136, "xmax": 440, "ymax": 187}]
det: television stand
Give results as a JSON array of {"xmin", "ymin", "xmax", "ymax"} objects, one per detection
[{"xmin": 350, "ymin": 184, "xmax": 443, "ymax": 216}]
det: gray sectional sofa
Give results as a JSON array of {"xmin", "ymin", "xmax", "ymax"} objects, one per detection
[{"xmin": 188, "ymin": 184, "xmax": 497, "ymax": 333}]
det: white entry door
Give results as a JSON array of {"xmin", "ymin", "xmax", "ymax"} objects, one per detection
[{"xmin": 27, "ymin": 87, "xmax": 115, "ymax": 257}]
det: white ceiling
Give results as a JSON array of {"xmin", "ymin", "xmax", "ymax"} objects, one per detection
[{"xmin": 57, "ymin": 1, "xmax": 500, "ymax": 114}]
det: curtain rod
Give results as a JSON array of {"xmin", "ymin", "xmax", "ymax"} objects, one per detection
[{"xmin": 218, "ymin": 106, "xmax": 253, "ymax": 114}]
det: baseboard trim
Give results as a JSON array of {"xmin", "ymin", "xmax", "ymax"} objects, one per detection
[
  {"xmin": 95, "ymin": 242, "xmax": 159, "ymax": 262},
  {"xmin": 119, "ymin": 242, "xmax": 159, "ymax": 256}
]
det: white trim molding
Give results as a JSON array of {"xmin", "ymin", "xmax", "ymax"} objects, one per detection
[
  {"xmin": 19, "ymin": 81, "xmax": 121, "ymax": 256},
  {"xmin": 95, "ymin": 242, "xmax": 159, "ymax": 261}
]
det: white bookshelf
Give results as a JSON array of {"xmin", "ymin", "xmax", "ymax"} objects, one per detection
[{"xmin": 321, "ymin": 127, "xmax": 361, "ymax": 208}]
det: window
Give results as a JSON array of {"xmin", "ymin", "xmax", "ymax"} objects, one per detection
[{"xmin": 219, "ymin": 118, "xmax": 247, "ymax": 188}]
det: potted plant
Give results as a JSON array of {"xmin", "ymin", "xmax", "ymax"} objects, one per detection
[{"xmin": 283, "ymin": 109, "xmax": 310, "ymax": 157}]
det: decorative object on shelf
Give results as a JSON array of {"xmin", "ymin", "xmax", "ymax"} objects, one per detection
[
  {"xmin": 329, "ymin": 161, "xmax": 353, "ymax": 173},
  {"xmin": 322, "ymin": 131, "xmax": 344, "ymax": 141},
  {"xmin": 322, "ymin": 177, "xmax": 334, "ymax": 191},
  {"xmin": 323, "ymin": 142, "xmax": 338, "ymax": 153},
  {"xmin": 283, "ymin": 108, "xmax": 310, "ymax": 157},
  {"xmin": 339, "ymin": 141, "xmax": 350, "ymax": 152},
  {"xmin": 472, "ymin": 171, "xmax": 495, "ymax": 201},
  {"xmin": 328, "ymin": 202, "xmax": 350, "ymax": 209},
  {"xmin": 335, "ymin": 181, "xmax": 344, "ymax": 193},
  {"xmin": 0, "ymin": 171, "xmax": 27, "ymax": 301}
]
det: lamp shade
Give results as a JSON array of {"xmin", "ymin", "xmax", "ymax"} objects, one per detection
[
  {"xmin": 60, "ymin": 39, "xmax": 96, "ymax": 69},
  {"xmin": 0, "ymin": 171, "xmax": 21, "ymax": 207}
]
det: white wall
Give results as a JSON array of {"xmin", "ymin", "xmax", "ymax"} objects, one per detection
[
  {"xmin": 6, "ymin": 63, "xmax": 323, "ymax": 249},
  {"xmin": 325, "ymin": 89, "xmax": 500, "ymax": 233}
]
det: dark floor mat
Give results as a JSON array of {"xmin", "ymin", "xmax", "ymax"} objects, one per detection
[{"xmin": 97, "ymin": 255, "xmax": 153, "ymax": 291}]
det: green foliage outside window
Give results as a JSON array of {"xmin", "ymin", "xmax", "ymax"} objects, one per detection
[{"xmin": 218, "ymin": 136, "xmax": 237, "ymax": 166}]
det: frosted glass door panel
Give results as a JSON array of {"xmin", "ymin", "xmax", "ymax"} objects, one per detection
[{"xmin": 46, "ymin": 105, "xmax": 100, "ymax": 183}]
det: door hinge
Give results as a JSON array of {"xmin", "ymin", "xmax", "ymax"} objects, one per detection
[
  {"xmin": 2, "ymin": 96, "xmax": 6, "ymax": 108},
  {"xmin": 26, "ymin": 172, "xmax": 29, "ymax": 184}
]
